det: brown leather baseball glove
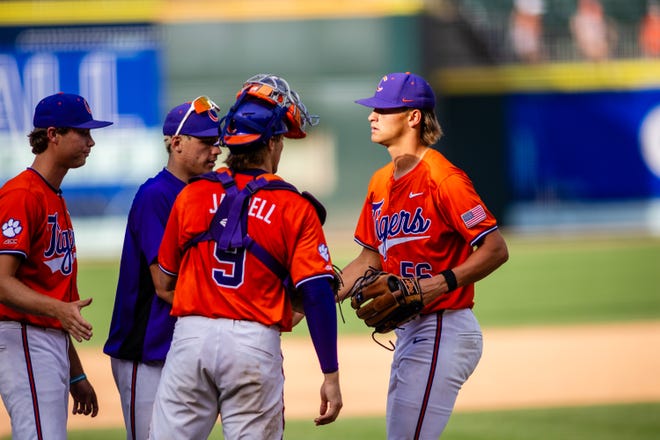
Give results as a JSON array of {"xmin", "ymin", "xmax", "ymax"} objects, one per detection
[{"xmin": 349, "ymin": 268, "xmax": 424, "ymax": 334}]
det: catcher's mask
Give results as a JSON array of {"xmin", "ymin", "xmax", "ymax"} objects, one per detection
[
  {"xmin": 236, "ymin": 73, "xmax": 319, "ymax": 139},
  {"xmin": 219, "ymin": 98, "xmax": 289, "ymax": 149}
]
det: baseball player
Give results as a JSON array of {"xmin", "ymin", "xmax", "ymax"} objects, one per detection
[
  {"xmin": 149, "ymin": 74, "xmax": 342, "ymax": 439},
  {"xmin": 338, "ymin": 72, "xmax": 509, "ymax": 439},
  {"xmin": 0, "ymin": 93, "xmax": 112, "ymax": 439},
  {"xmin": 103, "ymin": 96, "xmax": 221, "ymax": 440}
]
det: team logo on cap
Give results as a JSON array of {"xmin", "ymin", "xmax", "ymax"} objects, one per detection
[
  {"xmin": 83, "ymin": 98, "xmax": 93, "ymax": 115},
  {"xmin": 376, "ymin": 75, "xmax": 389, "ymax": 92},
  {"xmin": 208, "ymin": 110, "xmax": 219, "ymax": 122}
]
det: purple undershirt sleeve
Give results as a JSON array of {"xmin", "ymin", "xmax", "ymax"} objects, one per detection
[{"xmin": 299, "ymin": 277, "xmax": 339, "ymax": 374}]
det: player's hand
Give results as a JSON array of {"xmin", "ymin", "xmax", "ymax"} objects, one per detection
[
  {"xmin": 314, "ymin": 371, "xmax": 342, "ymax": 426},
  {"xmin": 70, "ymin": 377, "xmax": 99, "ymax": 417},
  {"xmin": 57, "ymin": 298, "xmax": 93, "ymax": 342}
]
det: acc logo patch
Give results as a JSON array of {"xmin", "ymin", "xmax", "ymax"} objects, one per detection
[{"xmin": 2, "ymin": 218, "xmax": 22, "ymax": 238}]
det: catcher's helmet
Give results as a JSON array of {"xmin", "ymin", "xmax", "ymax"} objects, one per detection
[
  {"xmin": 220, "ymin": 98, "xmax": 289, "ymax": 148},
  {"xmin": 237, "ymin": 73, "xmax": 318, "ymax": 139}
]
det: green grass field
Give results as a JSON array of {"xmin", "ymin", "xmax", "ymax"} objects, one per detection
[
  {"xmin": 25, "ymin": 402, "xmax": 660, "ymax": 439},
  {"xmin": 77, "ymin": 232, "xmax": 660, "ymax": 341},
  {"xmin": 4, "ymin": 233, "xmax": 660, "ymax": 439}
]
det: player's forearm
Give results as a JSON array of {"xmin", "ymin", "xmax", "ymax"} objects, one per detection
[
  {"xmin": 291, "ymin": 311, "xmax": 305, "ymax": 327},
  {"xmin": 153, "ymin": 266, "xmax": 176, "ymax": 304},
  {"xmin": 453, "ymin": 230, "xmax": 509, "ymax": 287},
  {"xmin": 301, "ymin": 279, "xmax": 339, "ymax": 374},
  {"xmin": 337, "ymin": 247, "xmax": 381, "ymax": 301},
  {"xmin": 420, "ymin": 230, "xmax": 509, "ymax": 303},
  {"xmin": 0, "ymin": 274, "xmax": 67, "ymax": 318},
  {"xmin": 155, "ymin": 288, "xmax": 174, "ymax": 304},
  {"xmin": 323, "ymin": 370, "xmax": 340, "ymax": 386},
  {"xmin": 68, "ymin": 341, "xmax": 86, "ymax": 378}
]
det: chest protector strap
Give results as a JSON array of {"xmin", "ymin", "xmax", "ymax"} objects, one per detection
[{"xmin": 183, "ymin": 170, "xmax": 326, "ymax": 292}]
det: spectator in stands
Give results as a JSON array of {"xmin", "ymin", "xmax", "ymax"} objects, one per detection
[
  {"xmin": 509, "ymin": 0, "xmax": 546, "ymax": 63},
  {"xmin": 570, "ymin": 0, "xmax": 618, "ymax": 61},
  {"xmin": 640, "ymin": 0, "xmax": 660, "ymax": 57}
]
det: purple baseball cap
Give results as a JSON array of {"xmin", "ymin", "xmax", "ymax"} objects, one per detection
[
  {"xmin": 355, "ymin": 72, "xmax": 436, "ymax": 110},
  {"xmin": 33, "ymin": 92, "xmax": 113, "ymax": 129},
  {"xmin": 162, "ymin": 101, "xmax": 220, "ymax": 137}
]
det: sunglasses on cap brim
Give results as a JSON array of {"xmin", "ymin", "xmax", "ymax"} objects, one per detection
[{"xmin": 174, "ymin": 95, "xmax": 221, "ymax": 137}]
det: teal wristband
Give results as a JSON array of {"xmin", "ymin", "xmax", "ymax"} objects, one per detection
[{"xmin": 70, "ymin": 374, "xmax": 87, "ymax": 385}]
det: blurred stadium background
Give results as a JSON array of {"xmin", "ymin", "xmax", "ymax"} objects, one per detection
[
  {"xmin": 0, "ymin": 0, "xmax": 659, "ymax": 259},
  {"xmin": 1, "ymin": 2, "xmax": 660, "ymax": 438}
]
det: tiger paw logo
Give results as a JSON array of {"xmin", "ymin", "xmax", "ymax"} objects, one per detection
[
  {"xmin": 2, "ymin": 218, "xmax": 22, "ymax": 238},
  {"xmin": 318, "ymin": 243, "xmax": 330, "ymax": 262}
]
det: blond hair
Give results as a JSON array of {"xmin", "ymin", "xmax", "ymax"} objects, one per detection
[{"xmin": 420, "ymin": 109, "xmax": 443, "ymax": 147}]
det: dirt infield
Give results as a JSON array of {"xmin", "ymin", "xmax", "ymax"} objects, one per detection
[{"xmin": 2, "ymin": 321, "xmax": 659, "ymax": 435}]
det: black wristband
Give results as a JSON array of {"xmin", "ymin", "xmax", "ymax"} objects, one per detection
[{"xmin": 440, "ymin": 269, "xmax": 457, "ymax": 293}]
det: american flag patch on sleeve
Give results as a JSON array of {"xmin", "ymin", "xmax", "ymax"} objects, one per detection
[{"xmin": 461, "ymin": 205, "xmax": 486, "ymax": 228}]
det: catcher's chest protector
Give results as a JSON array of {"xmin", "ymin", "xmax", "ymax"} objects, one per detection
[{"xmin": 183, "ymin": 170, "xmax": 325, "ymax": 291}]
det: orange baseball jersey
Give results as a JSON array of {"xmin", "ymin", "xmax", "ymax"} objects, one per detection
[
  {"xmin": 158, "ymin": 168, "xmax": 335, "ymax": 331},
  {"xmin": 354, "ymin": 148, "xmax": 499, "ymax": 312},
  {"xmin": 0, "ymin": 168, "xmax": 79, "ymax": 328}
]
